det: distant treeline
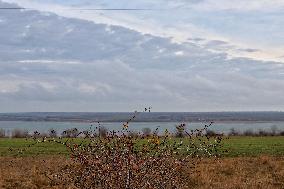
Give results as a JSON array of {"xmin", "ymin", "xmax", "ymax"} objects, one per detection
[
  {"xmin": 227, "ymin": 126, "xmax": 284, "ymax": 137},
  {"xmin": 1, "ymin": 112, "xmax": 284, "ymax": 122},
  {"xmin": 1, "ymin": 126, "xmax": 284, "ymax": 139}
]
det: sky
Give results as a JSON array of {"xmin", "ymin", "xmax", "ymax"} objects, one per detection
[{"xmin": 0, "ymin": 0, "xmax": 284, "ymax": 112}]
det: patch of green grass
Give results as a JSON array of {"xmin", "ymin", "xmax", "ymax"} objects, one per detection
[
  {"xmin": 0, "ymin": 136, "xmax": 284, "ymax": 157},
  {"xmin": 222, "ymin": 136, "xmax": 284, "ymax": 157},
  {"xmin": 0, "ymin": 138, "xmax": 69, "ymax": 156}
]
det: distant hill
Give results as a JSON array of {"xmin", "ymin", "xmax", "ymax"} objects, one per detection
[{"xmin": 0, "ymin": 112, "xmax": 283, "ymax": 122}]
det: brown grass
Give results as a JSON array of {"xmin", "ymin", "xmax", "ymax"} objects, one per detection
[
  {"xmin": 190, "ymin": 156, "xmax": 284, "ymax": 189},
  {"xmin": 0, "ymin": 156, "xmax": 283, "ymax": 189}
]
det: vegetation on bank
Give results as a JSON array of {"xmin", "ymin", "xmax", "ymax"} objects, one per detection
[{"xmin": 1, "ymin": 124, "xmax": 284, "ymax": 139}]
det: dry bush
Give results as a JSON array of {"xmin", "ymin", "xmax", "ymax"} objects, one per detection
[
  {"xmin": 175, "ymin": 123, "xmax": 186, "ymax": 138},
  {"xmin": 141, "ymin": 127, "xmax": 151, "ymax": 137},
  {"xmin": 0, "ymin": 129, "xmax": 5, "ymax": 138},
  {"xmin": 243, "ymin": 129, "xmax": 255, "ymax": 136},
  {"xmin": 40, "ymin": 120, "xmax": 223, "ymax": 189},
  {"xmin": 48, "ymin": 129, "xmax": 58, "ymax": 138},
  {"xmin": 12, "ymin": 129, "xmax": 29, "ymax": 138},
  {"xmin": 32, "ymin": 131, "xmax": 49, "ymax": 139},
  {"xmin": 61, "ymin": 128, "xmax": 79, "ymax": 138},
  {"xmin": 228, "ymin": 128, "xmax": 239, "ymax": 136},
  {"xmin": 98, "ymin": 126, "xmax": 108, "ymax": 138},
  {"xmin": 19, "ymin": 110, "xmax": 223, "ymax": 189}
]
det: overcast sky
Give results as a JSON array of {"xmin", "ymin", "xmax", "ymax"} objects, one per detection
[{"xmin": 0, "ymin": 0, "xmax": 284, "ymax": 112}]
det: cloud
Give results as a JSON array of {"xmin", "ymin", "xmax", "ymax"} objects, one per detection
[
  {"xmin": 191, "ymin": 0, "xmax": 284, "ymax": 12},
  {"xmin": 0, "ymin": 1, "xmax": 284, "ymax": 112},
  {"xmin": 4, "ymin": 0, "xmax": 284, "ymax": 63},
  {"xmin": 237, "ymin": 48, "xmax": 260, "ymax": 53}
]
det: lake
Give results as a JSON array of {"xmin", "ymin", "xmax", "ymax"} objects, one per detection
[{"xmin": 1, "ymin": 121, "xmax": 284, "ymax": 136}]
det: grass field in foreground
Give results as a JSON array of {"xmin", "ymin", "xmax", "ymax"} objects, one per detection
[
  {"xmin": 1, "ymin": 156, "xmax": 284, "ymax": 189},
  {"xmin": 0, "ymin": 136, "xmax": 284, "ymax": 157}
]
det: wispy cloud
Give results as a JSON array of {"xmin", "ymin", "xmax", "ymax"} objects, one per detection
[
  {"xmin": 3, "ymin": 0, "xmax": 284, "ymax": 63},
  {"xmin": 192, "ymin": 0, "xmax": 284, "ymax": 12}
]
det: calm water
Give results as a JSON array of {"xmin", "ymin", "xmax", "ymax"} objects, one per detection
[{"xmin": 0, "ymin": 121, "xmax": 284, "ymax": 135}]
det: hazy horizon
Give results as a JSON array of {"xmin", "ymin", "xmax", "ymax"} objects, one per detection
[{"xmin": 1, "ymin": 110, "xmax": 284, "ymax": 113}]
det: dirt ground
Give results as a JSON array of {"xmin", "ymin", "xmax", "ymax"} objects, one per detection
[{"xmin": 0, "ymin": 156, "xmax": 283, "ymax": 189}]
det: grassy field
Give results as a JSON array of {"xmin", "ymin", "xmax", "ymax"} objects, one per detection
[
  {"xmin": 222, "ymin": 136, "xmax": 284, "ymax": 156},
  {"xmin": 1, "ymin": 136, "xmax": 284, "ymax": 157}
]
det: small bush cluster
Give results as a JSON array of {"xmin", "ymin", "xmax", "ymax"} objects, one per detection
[
  {"xmin": 175, "ymin": 123, "xmax": 186, "ymax": 138},
  {"xmin": 61, "ymin": 128, "xmax": 80, "ymax": 138},
  {"xmin": 12, "ymin": 128, "xmax": 29, "ymax": 138},
  {"xmin": 0, "ymin": 128, "xmax": 60, "ymax": 138},
  {"xmin": 0, "ymin": 128, "xmax": 5, "ymax": 138},
  {"xmin": 228, "ymin": 126, "xmax": 284, "ymax": 136},
  {"xmin": 141, "ymin": 127, "xmax": 151, "ymax": 137}
]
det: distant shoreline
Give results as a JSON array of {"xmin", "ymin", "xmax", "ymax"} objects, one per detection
[{"xmin": 1, "ymin": 112, "xmax": 284, "ymax": 123}]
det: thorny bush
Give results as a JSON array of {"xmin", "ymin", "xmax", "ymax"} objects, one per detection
[{"xmin": 29, "ymin": 110, "xmax": 223, "ymax": 189}]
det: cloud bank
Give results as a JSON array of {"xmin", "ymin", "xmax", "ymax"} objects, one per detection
[{"xmin": 0, "ymin": 1, "xmax": 284, "ymax": 112}]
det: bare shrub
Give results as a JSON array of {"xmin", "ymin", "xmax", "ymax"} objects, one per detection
[
  {"xmin": 12, "ymin": 129, "xmax": 29, "ymax": 138},
  {"xmin": 28, "ymin": 111, "xmax": 223, "ymax": 188},
  {"xmin": 175, "ymin": 123, "xmax": 186, "ymax": 138},
  {"xmin": 206, "ymin": 129, "xmax": 217, "ymax": 137},
  {"xmin": 82, "ymin": 130, "xmax": 91, "ymax": 138},
  {"xmin": 62, "ymin": 128, "xmax": 79, "ymax": 138},
  {"xmin": 258, "ymin": 129, "xmax": 270, "ymax": 136},
  {"xmin": 270, "ymin": 125, "xmax": 278, "ymax": 136},
  {"xmin": 32, "ymin": 131, "xmax": 48, "ymax": 139},
  {"xmin": 228, "ymin": 128, "xmax": 239, "ymax": 136},
  {"xmin": 0, "ymin": 129, "xmax": 5, "ymax": 138},
  {"xmin": 98, "ymin": 126, "xmax": 108, "ymax": 138},
  {"xmin": 46, "ymin": 127, "xmax": 222, "ymax": 188},
  {"xmin": 48, "ymin": 129, "xmax": 57, "ymax": 138},
  {"xmin": 243, "ymin": 129, "xmax": 255, "ymax": 136},
  {"xmin": 127, "ymin": 130, "xmax": 139, "ymax": 138},
  {"xmin": 141, "ymin": 127, "xmax": 151, "ymax": 137}
]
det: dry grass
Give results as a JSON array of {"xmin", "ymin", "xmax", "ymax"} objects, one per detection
[
  {"xmin": 190, "ymin": 156, "xmax": 284, "ymax": 189},
  {"xmin": 0, "ymin": 156, "xmax": 283, "ymax": 189},
  {"xmin": 0, "ymin": 156, "xmax": 70, "ymax": 189}
]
